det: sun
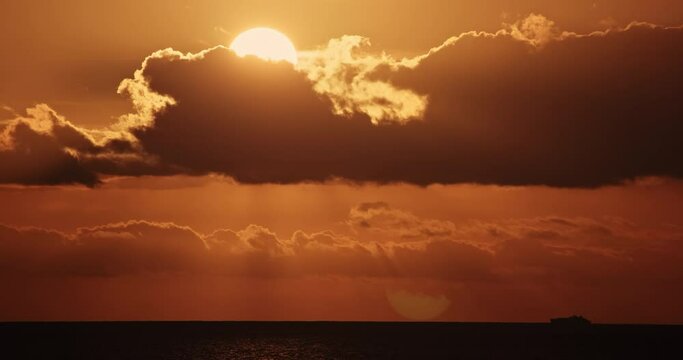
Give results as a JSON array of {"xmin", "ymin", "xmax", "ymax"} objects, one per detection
[{"xmin": 229, "ymin": 27, "xmax": 298, "ymax": 65}]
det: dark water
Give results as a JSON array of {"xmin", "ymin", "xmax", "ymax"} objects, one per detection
[{"xmin": 1, "ymin": 322, "xmax": 681, "ymax": 359}]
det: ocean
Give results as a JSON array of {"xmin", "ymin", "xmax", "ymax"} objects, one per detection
[{"xmin": 1, "ymin": 321, "xmax": 681, "ymax": 359}]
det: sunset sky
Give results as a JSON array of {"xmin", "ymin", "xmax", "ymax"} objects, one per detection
[{"xmin": 1, "ymin": 0, "xmax": 682, "ymax": 323}]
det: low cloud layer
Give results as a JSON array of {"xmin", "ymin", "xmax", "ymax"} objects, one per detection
[
  {"xmin": 1, "ymin": 203, "xmax": 682, "ymax": 321},
  {"xmin": 1, "ymin": 15, "xmax": 682, "ymax": 187},
  {"xmin": 2, "ymin": 203, "xmax": 682, "ymax": 281}
]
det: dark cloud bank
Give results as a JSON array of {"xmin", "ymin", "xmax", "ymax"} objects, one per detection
[{"xmin": 1, "ymin": 20, "xmax": 682, "ymax": 187}]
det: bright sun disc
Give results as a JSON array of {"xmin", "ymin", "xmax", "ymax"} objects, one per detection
[{"xmin": 229, "ymin": 27, "xmax": 298, "ymax": 65}]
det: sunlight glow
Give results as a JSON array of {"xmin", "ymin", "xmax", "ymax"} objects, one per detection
[{"xmin": 229, "ymin": 27, "xmax": 298, "ymax": 65}]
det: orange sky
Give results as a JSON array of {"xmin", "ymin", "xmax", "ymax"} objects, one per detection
[{"xmin": 1, "ymin": 0, "xmax": 683, "ymax": 323}]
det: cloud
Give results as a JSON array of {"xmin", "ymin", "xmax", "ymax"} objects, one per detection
[
  {"xmin": 207, "ymin": 224, "xmax": 287, "ymax": 256},
  {"xmin": 69, "ymin": 221, "xmax": 208, "ymax": 276},
  {"xmin": 0, "ymin": 221, "xmax": 207, "ymax": 276},
  {"xmin": 0, "ymin": 105, "xmax": 100, "ymax": 186},
  {"xmin": 1, "ymin": 203, "xmax": 681, "ymax": 282},
  {"xmin": 347, "ymin": 202, "xmax": 456, "ymax": 241},
  {"xmin": 297, "ymin": 35, "xmax": 428, "ymax": 125},
  {"xmin": 507, "ymin": 13, "xmax": 558, "ymax": 47},
  {"xmin": 392, "ymin": 20, "xmax": 683, "ymax": 187},
  {"xmin": 0, "ymin": 103, "xmax": 183, "ymax": 186},
  {"xmin": 2, "ymin": 203, "xmax": 683, "ymax": 321},
  {"xmin": 115, "ymin": 47, "xmax": 210, "ymax": 130},
  {"xmin": 2, "ymin": 15, "xmax": 682, "ymax": 187},
  {"xmin": 0, "ymin": 224, "xmax": 68, "ymax": 274}
]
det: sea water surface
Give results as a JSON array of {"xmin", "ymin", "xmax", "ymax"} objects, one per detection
[{"xmin": 2, "ymin": 321, "xmax": 682, "ymax": 359}]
